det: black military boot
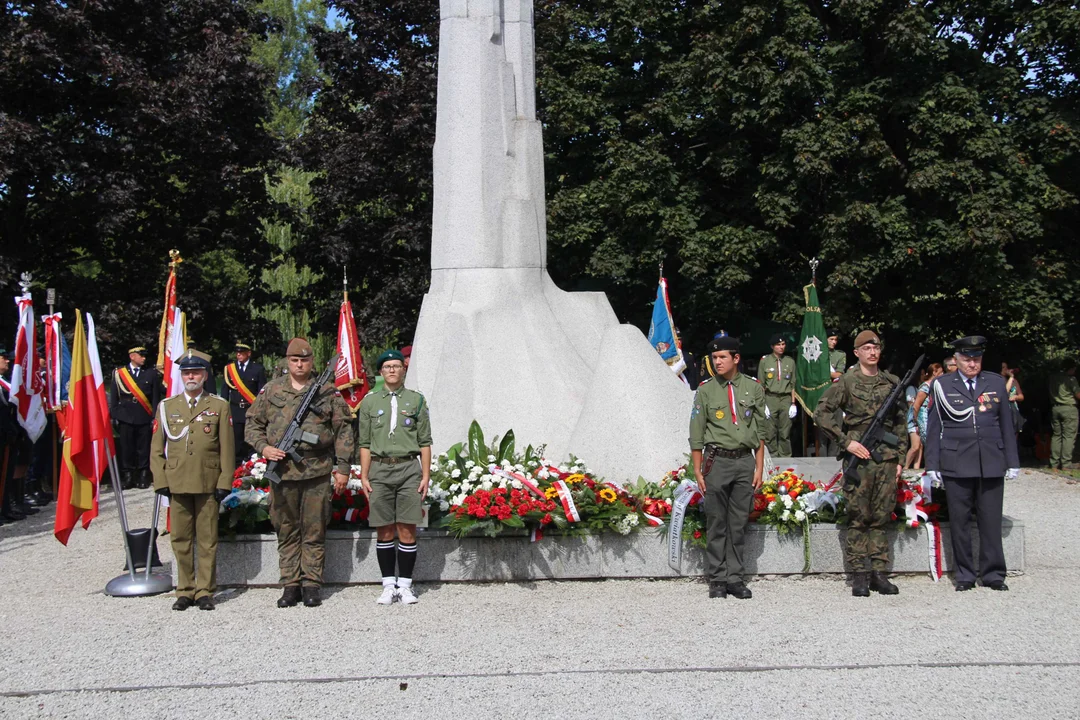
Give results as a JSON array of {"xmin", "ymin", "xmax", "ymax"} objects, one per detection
[
  {"xmin": 870, "ymin": 571, "xmax": 899, "ymax": 595},
  {"xmin": 24, "ymin": 477, "xmax": 48, "ymax": 507},
  {"xmin": 851, "ymin": 572, "xmax": 870, "ymax": 597},
  {"xmin": 14, "ymin": 477, "xmax": 39, "ymax": 515},
  {"xmin": 136, "ymin": 469, "xmax": 152, "ymax": 489},
  {"xmin": 277, "ymin": 586, "xmax": 301, "ymax": 608},
  {"xmin": 121, "ymin": 470, "xmax": 135, "ymax": 490},
  {"xmin": 302, "ymin": 586, "xmax": 322, "ymax": 607}
]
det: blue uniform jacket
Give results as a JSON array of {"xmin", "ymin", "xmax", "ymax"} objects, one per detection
[{"xmin": 924, "ymin": 371, "xmax": 1019, "ymax": 478}]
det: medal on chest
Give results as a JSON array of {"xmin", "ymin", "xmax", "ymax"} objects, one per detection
[{"xmin": 715, "ymin": 410, "xmax": 724, "ymax": 420}]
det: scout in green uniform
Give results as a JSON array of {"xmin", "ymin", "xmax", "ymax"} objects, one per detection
[
  {"xmin": 358, "ymin": 349, "xmax": 432, "ymax": 605},
  {"xmin": 149, "ymin": 350, "xmax": 234, "ymax": 611},
  {"xmin": 815, "ymin": 330, "xmax": 908, "ymax": 597},
  {"xmin": 756, "ymin": 334, "xmax": 797, "ymax": 456},
  {"xmin": 246, "ymin": 338, "xmax": 355, "ymax": 609},
  {"xmin": 690, "ymin": 337, "xmax": 766, "ymax": 600},
  {"xmin": 1048, "ymin": 361, "xmax": 1080, "ymax": 469},
  {"xmin": 819, "ymin": 328, "xmax": 847, "ymax": 457}
]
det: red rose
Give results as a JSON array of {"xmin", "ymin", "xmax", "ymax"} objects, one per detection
[
  {"xmin": 692, "ymin": 530, "xmax": 702, "ymax": 539},
  {"xmin": 806, "ymin": 482, "xmax": 816, "ymax": 491},
  {"xmin": 789, "ymin": 490, "xmax": 799, "ymax": 500},
  {"xmin": 331, "ymin": 510, "xmax": 343, "ymax": 522},
  {"xmin": 541, "ymin": 513, "xmax": 553, "ymax": 525}
]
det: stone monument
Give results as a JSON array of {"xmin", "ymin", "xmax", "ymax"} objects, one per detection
[{"xmin": 408, "ymin": 0, "xmax": 694, "ymax": 482}]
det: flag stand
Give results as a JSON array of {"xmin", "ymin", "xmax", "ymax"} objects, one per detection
[{"xmin": 104, "ymin": 454, "xmax": 171, "ymax": 597}]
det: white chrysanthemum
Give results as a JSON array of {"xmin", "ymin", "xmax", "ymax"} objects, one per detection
[
  {"xmin": 782, "ymin": 495, "xmax": 793, "ymax": 508},
  {"xmin": 469, "ymin": 467, "xmax": 482, "ymax": 479},
  {"xmin": 511, "ymin": 479, "xmax": 523, "ymax": 489},
  {"xmin": 449, "ymin": 483, "xmax": 460, "ymax": 493},
  {"xmin": 451, "ymin": 468, "xmax": 461, "ymax": 479},
  {"xmin": 768, "ymin": 501, "xmax": 777, "ymax": 510},
  {"xmin": 481, "ymin": 480, "xmax": 493, "ymax": 491},
  {"xmin": 794, "ymin": 510, "xmax": 806, "ymax": 522},
  {"xmin": 781, "ymin": 511, "xmax": 791, "ymax": 522},
  {"xmin": 439, "ymin": 500, "xmax": 449, "ymax": 512},
  {"xmin": 465, "ymin": 460, "xmax": 476, "ymax": 469}
]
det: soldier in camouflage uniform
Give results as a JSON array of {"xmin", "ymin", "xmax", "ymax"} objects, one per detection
[
  {"xmin": 815, "ymin": 330, "xmax": 908, "ymax": 597},
  {"xmin": 246, "ymin": 338, "xmax": 355, "ymax": 608}
]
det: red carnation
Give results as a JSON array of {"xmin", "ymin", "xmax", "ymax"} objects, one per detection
[
  {"xmin": 517, "ymin": 505, "xmax": 529, "ymax": 516},
  {"xmin": 474, "ymin": 507, "xmax": 488, "ymax": 519},
  {"xmin": 692, "ymin": 530, "xmax": 703, "ymax": 539},
  {"xmin": 331, "ymin": 510, "xmax": 343, "ymax": 523},
  {"xmin": 232, "ymin": 479, "xmax": 243, "ymax": 488},
  {"xmin": 789, "ymin": 490, "xmax": 799, "ymax": 500},
  {"xmin": 541, "ymin": 513, "xmax": 553, "ymax": 525}
]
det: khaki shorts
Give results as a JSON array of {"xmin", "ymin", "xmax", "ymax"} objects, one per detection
[{"xmin": 368, "ymin": 459, "xmax": 423, "ymax": 527}]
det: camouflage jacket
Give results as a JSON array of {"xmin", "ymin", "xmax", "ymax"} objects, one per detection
[
  {"xmin": 814, "ymin": 366, "xmax": 909, "ymax": 462},
  {"xmin": 245, "ymin": 375, "xmax": 356, "ymax": 480}
]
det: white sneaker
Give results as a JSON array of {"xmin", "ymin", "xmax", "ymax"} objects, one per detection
[
  {"xmin": 396, "ymin": 586, "xmax": 418, "ymax": 605},
  {"xmin": 376, "ymin": 586, "xmax": 397, "ymax": 605}
]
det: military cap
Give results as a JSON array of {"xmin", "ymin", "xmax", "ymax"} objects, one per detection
[
  {"xmin": 0, "ymin": 346, "xmax": 11, "ymax": 359},
  {"xmin": 186, "ymin": 340, "xmax": 196, "ymax": 349},
  {"xmin": 176, "ymin": 349, "xmax": 212, "ymax": 371},
  {"xmin": 950, "ymin": 335, "xmax": 987, "ymax": 358},
  {"xmin": 235, "ymin": 342, "xmax": 253, "ymax": 352},
  {"xmin": 285, "ymin": 337, "xmax": 313, "ymax": 358},
  {"xmin": 826, "ymin": 328, "xmax": 841, "ymax": 338},
  {"xmin": 128, "ymin": 346, "xmax": 148, "ymax": 356},
  {"xmin": 853, "ymin": 330, "xmax": 881, "ymax": 347},
  {"xmin": 376, "ymin": 349, "xmax": 405, "ymax": 371},
  {"xmin": 769, "ymin": 333, "xmax": 786, "ymax": 347},
  {"xmin": 400, "ymin": 345, "xmax": 413, "ymax": 358},
  {"xmin": 707, "ymin": 336, "xmax": 740, "ymax": 354}
]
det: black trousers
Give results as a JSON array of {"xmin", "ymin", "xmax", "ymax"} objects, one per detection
[
  {"xmin": 233, "ymin": 421, "xmax": 253, "ymax": 467},
  {"xmin": 943, "ymin": 475, "xmax": 1006, "ymax": 585},
  {"xmin": 117, "ymin": 422, "xmax": 152, "ymax": 471}
]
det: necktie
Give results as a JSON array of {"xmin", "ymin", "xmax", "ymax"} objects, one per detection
[
  {"xmin": 388, "ymin": 392, "xmax": 398, "ymax": 437},
  {"xmin": 967, "ymin": 379, "xmax": 975, "ymax": 394},
  {"xmin": 134, "ymin": 367, "xmax": 140, "ymax": 378},
  {"xmin": 241, "ymin": 363, "xmax": 246, "ymax": 373},
  {"xmin": 727, "ymin": 382, "xmax": 738, "ymax": 425},
  {"xmin": 190, "ymin": 397, "xmax": 197, "ymax": 411}
]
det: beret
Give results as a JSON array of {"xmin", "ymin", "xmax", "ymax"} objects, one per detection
[
  {"xmin": 285, "ymin": 337, "xmax": 313, "ymax": 358},
  {"xmin": 854, "ymin": 330, "xmax": 881, "ymax": 347},
  {"xmin": 376, "ymin": 349, "xmax": 405, "ymax": 370},
  {"xmin": 707, "ymin": 336, "xmax": 741, "ymax": 354}
]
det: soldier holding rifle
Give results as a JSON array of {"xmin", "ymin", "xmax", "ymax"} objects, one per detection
[
  {"xmin": 689, "ymin": 336, "xmax": 766, "ymax": 600},
  {"xmin": 245, "ymin": 338, "xmax": 354, "ymax": 609},
  {"xmin": 815, "ymin": 330, "xmax": 909, "ymax": 597}
]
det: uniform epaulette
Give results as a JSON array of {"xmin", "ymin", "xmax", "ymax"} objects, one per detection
[
  {"xmin": 981, "ymin": 371, "xmax": 1004, "ymax": 380},
  {"xmin": 208, "ymin": 393, "xmax": 224, "ymax": 401}
]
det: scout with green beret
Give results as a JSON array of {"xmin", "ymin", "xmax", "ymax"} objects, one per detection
[
  {"xmin": 756, "ymin": 334, "xmax": 797, "ymax": 456},
  {"xmin": 690, "ymin": 336, "xmax": 766, "ymax": 600},
  {"xmin": 150, "ymin": 349, "xmax": 234, "ymax": 611},
  {"xmin": 358, "ymin": 348, "xmax": 432, "ymax": 605},
  {"xmin": 1048, "ymin": 360, "xmax": 1080, "ymax": 470}
]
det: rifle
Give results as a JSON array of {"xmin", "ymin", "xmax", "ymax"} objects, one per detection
[
  {"xmin": 841, "ymin": 354, "xmax": 925, "ymax": 489},
  {"xmin": 263, "ymin": 354, "xmax": 340, "ymax": 485}
]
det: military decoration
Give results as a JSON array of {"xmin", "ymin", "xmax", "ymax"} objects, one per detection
[{"xmin": 715, "ymin": 410, "xmax": 725, "ymax": 420}]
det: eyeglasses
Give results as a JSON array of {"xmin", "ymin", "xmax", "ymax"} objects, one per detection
[{"xmin": 381, "ymin": 364, "xmax": 405, "ymax": 372}]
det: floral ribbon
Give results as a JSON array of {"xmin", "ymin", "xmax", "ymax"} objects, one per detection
[
  {"xmin": 552, "ymin": 480, "xmax": 580, "ymax": 523},
  {"xmin": 668, "ymin": 480, "xmax": 703, "ymax": 572},
  {"xmin": 491, "ymin": 467, "xmax": 545, "ymax": 499},
  {"xmin": 926, "ymin": 521, "xmax": 943, "ymax": 582}
]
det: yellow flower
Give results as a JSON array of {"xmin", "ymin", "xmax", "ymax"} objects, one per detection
[
  {"xmin": 598, "ymin": 488, "xmax": 617, "ymax": 504},
  {"xmin": 544, "ymin": 487, "xmax": 559, "ymax": 499},
  {"xmin": 565, "ymin": 473, "xmax": 586, "ymax": 485}
]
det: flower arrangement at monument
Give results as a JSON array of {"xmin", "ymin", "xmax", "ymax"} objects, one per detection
[
  {"xmin": 219, "ymin": 455, "xmax": 272, "ymax": 533},
  {"xmin": 331, "ymin": 469, "xmax": 370, "ymax": 526},
  {"xmin": 752, "ymin": 468, "xmax": 816, "ymax": 534},
  {"xmin": 895, "ymin": 472, "xmax": 941, "ymax": 529}
]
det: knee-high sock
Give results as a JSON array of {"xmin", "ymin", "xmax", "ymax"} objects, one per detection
[
  {"xmin": 396, "ymin": 541, "xmax": 417, "ymax": 587},
  {"xmin": 376, "ymin": 541, "xmax": 396, "ymax": 585}
]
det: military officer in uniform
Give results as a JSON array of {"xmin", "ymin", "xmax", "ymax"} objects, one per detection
[
  {"xmin": 925, "ymin": 336, "xmax": 1019, "ymax": 591},
  {"xmin": 827, "ymin": 329, "xmax": 847, "ymax": 380},
  {"xmin": 690, "ymin": 336, "xmax": 766, "ymax": 599},
  {"xmin": 358, "ymin": 349, "xmax": 432, "ymax": 605},
  {"xmin": 150, "ymin": 350, "xmax": 234, "ymax": 611},
  {"xmin": 109, "ymin": 347, "xmax": 162, "ymax": 489},
  {"xmin": 222, "ymin": 342, "xmax": 267, "ymax": 466},
  {"xmin": 246, "ymin": 338, "xmax": 354, "ymax": 609},
  {"xmin": 757, "ymin": 334, "xmax": 797, "ymax": 456},
  {"xmin": 815, "ymin": 330, "xmax": 908, "ymax": 597},
  {"xmin": 1047, "ymin": 360, "xmax": 1080, "ymax": 470}
]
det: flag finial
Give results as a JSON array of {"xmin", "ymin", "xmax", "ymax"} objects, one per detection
[
  {"xmin": 19, "ymin": 271, "xmax": 32, "ymax": 294},
  {"xmin": 809, "ymin": 257, "xmax": 819, "ymax": 283},
  {"xmin": 343, "ymin": 267, "xmax": 348, "ymax": 301},
  {"xmin": 168, "ymin": 249, "xmax": 183, "ymax": 269}
]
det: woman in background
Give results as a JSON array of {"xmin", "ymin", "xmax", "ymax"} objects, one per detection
[{"xmin": 913, "ymin": 363, "xmax": 944, "ymax": 445}]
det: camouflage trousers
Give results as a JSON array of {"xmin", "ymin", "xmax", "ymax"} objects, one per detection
[
  {"xmin": 270, "ymin": 475, "xmax": 331, "ymax": 587},
  {"xmin": 843, "ymin": 461, "xmax": 897, "ymax": 571}
]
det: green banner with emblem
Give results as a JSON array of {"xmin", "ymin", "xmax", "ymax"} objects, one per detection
[{"xmin": 795, "ymin": 283, "xmax": 832, "ymax": 413}]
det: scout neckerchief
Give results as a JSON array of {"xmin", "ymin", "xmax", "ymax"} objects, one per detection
[
  {"xmin": 726, "ymin": 379, "xmax": 739, "ymax": 425},
  {"xmin": 224, "ymin": 362, "xmax": 256, "ymax": 404},
  {"xmin": 775, "ymin": 355, "xmax": 781, "ymax": 383},
  {"xmin": 116, "ymin": 366, "xmax": 152, "ymax": 415}
]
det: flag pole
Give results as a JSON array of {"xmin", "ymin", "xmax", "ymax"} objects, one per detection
[{"xmin": 108, "ymin": 451, "xmax": 138, "ymax": 582}]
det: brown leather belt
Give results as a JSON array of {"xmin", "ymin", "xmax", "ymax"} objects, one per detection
[
  {"xmin": 372, "ymin": 455, "xmax": 418, "ymax": 465},
  {"xmin": 706, "ymin": 445, "xmax": 753, "ymax": 459}
]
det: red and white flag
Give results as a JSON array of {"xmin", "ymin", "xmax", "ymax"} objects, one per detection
[
  {"xmin": 335, "ymin": 294, "xmax": 370, "ymax": 412},
  {"xmin": 162, "ymin": 306, "xmax": 186, "ymax": 398},
  {"xmin": 42, "ymin": 312, "xmax": 64, "ymax": 410},
  {"xmin": 12, "ymin": 292, "xmax": 46, "ymax": 442}
]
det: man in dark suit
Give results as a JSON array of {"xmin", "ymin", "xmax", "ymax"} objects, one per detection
[
  {"xmin": 108, "ymin": 346, "xmax": 163, "ymax": 489},
  {"xmin": 221, "ymin": 342, "xmax": 267, "ymax": 466},
  {"xmin": 925, "ymin": 335, "xmax": 1019, "ymax": 592}
]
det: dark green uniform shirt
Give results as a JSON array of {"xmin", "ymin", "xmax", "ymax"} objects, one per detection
[
  {"xmin": 814, "ymin": 366, "xmax": 909, "ymax": 461},
  {"xmin": 1049, "ymin": 372, "xmax": 1080, "ymax": 406},
  {"xmin": 829, "ymin": 349, "xmax": 847, "ymax": 376},
  {"xmin": 357, "ymin": 386, "xmax": 432, "ymax": 457},
  {"xmin": 757, "ymin": 354, "xmax": 795, "ymax": 394},
  {"xmin": 689, "ymin": 373, "xmax": 766, "ymax": 451}
]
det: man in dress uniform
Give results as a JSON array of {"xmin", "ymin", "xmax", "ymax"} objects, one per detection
[
  {"xmin": 358, "ymin": 349, "xmax": 432, "ymax": 605},
  {"xmin": 815, "ymin": 330, "xmax": 908, "ymax": 597},
  {"xmin": 690, "ymin": 336, "xmax": 766, "ymax": 599},
  {"xmin": 150, "ymin": 350, "xmax": 233, "ymax": 611},
  {"xmin": 246, "ymin": 338, "xmax": 354, "ymax": 609},
  {"xmin": 109, "ymin": 346, "xmax": 162, "ymax": 489},
  {"xmin": 757, "ymin": 334, "xmax": 797, "ymax": 456},
  {"xmin": 925, "ymin": 336, "xmax": 1019, "ymax": 591},
  {"xmin": 222, "ymin": 342, "xmax": 267, "ymax": 466},
  {"xmin": 1047, "ymin": 360, "xmax": 1080, "ymax": 470}
]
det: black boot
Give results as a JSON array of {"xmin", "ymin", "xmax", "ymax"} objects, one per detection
[
  {"xmin": 852, "ymin": 572, "xmax": 870, "ymax": 597},
  {"xmin": 24, "ymin": 477, "xmax": 48, "ymax": 507},
  {"xmin": 869, "ymin": 571, "xmax": 899, "ymax": 595},
  {"xmin": 137, "ymin": 469, "xmax": 152, "ymax": 489},
  {"xmin": 302, "ymin": 586, "xmax": 322, "ymax": 607},
  {"xmin": 277, "ymin": 586, "xmax": 301, "ymax": 608},
  {"xmin": 15, "ymin": 477, "xmax": 39, "ymax": 515},
  {"xmin": 2, "ymin": 495, "xmax": 26, "ymax": 521},
  {"xmin": 121, "ymin": 470, "xmax": 135, "ymax": 490}
]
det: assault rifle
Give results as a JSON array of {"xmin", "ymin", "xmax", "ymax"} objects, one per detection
[
  {"xmin": 841, "ymin": 354, "xmax": 925, "ymax": 489},
  {"xmin": 264, "ymin": 354, "xmax": 340, "ymax": 485}
]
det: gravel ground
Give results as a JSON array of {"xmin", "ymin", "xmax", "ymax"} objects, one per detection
[{"xmin": 1, "ymin": 469, "xmax": 1078, "ymax": 718}]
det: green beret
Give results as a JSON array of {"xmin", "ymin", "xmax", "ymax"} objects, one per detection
[{"xmin": 376, "ymin": 349, "xmax": 405, "ymax": 370}]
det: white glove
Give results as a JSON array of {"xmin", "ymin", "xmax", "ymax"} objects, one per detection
[
  {"xmin": 1006, "ymin": 468, "xmax": 1019, "ymax": 480},
  {"xmin": 764, "ymin": 405, "xmax": 772, "ymax": 420},
  {"xmin": 788, "ymin": 404, "xmax": 798, "ymax": 419},
  {"xmin": 924, "ymin": 470, "xmax": 943, "ymax": 488}
]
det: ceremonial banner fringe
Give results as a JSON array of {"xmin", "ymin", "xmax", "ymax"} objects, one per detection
[{"xmin": 335, "ymin": 295, "xmax": 370, "ymax": 413}]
